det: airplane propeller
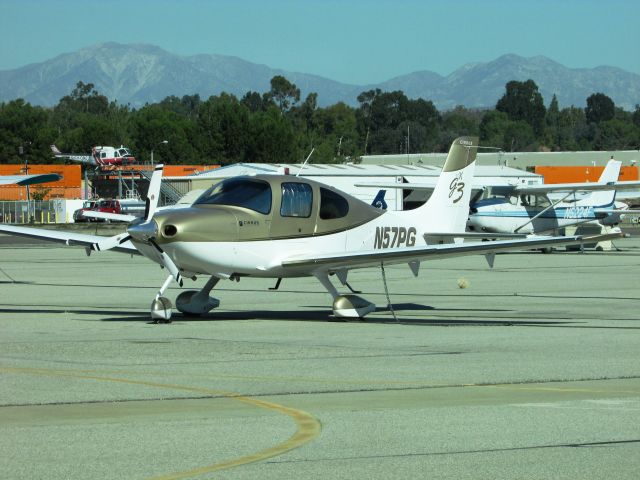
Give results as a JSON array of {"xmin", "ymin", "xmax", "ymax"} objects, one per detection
[
  {"xmin": 90, "ymin": 164, "xmax": 184, "ymax": 287},
  {"xmin": 91, "ymin": 232, "xmax": 132, "ymax": 251}
]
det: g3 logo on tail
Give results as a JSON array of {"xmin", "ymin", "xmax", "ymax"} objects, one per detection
[{"xmin": 449, "ymin": 171, "xmax": 465, "ymax": 204}]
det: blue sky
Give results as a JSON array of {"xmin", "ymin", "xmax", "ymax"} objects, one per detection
[{"xmin": 1, "ymin": 0, "xmax": 638, "ymax": 84}]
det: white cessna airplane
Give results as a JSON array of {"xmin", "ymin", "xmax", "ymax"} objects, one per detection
[
  {"xmin": 467, "ymin": 159, "xmax": 640, "ymax": 235},
  {"xmin": 0, "ymin": 137, "xmax": 621, "ymax": 322}
]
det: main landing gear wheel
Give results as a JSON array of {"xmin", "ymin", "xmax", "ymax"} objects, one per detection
[
  {"xmin": 332, "ymin": 294, "xmax": 376, "ymax": 318},
  {"xmin": 175, "ymin": 290, "xmax": 220, "ymax": 316}
]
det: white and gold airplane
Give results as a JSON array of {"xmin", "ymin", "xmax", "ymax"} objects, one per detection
[{"xmin": 0, "ymin": 137, "xmax": 621, "ymax": 322}]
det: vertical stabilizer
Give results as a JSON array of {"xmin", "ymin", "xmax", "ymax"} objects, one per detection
[
  {"xmin": 414, "ymin": 136, "xmax": 479, "ymax": 233},
  {"xmin": 583, "ymin": 159, "xmax": 621, "ymax": 207}
]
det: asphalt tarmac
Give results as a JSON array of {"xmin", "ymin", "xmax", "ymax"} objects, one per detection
[{"xmin": 0, "ymin": 230, "xmax": 639, "ymax": 479}]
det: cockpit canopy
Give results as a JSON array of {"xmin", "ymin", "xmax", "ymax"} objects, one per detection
[
  {"xmin": 194, "ymin": 177, "xmax": 354, "ymax": 220},
  {"xmin": 186, "ymin": 175, "xmax": 380, "ymax": 240},
  {"xmin": 195, "ymin": 177, "xmax": 272, "ymax": 214}
]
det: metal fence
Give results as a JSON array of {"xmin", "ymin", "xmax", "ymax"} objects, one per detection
[{"xmin": 0, "ymin": 201, "xmax": 59, "ymax": 224}]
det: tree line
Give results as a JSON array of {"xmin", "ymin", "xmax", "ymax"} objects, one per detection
[{"xmin": 1, "ymin": 76, "xmax": 639, "ymax": 165}]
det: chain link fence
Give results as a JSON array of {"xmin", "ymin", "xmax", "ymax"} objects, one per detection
[{"xmin": 0, "ymin": 201, "xmax": 59, "ymax": 224}]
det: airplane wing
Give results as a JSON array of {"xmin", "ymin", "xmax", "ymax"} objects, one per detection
[
  {"xmin": 513, "ymin": 180, "xmax": 640, "ymax": 194},
  {"xmin": 354, "ymin": 181, "xmax": 435, "ymax": 191},
  {"xmin": 82, "ymin": 211, "xmax": 139, "ymax": 222},
  {"xmin": 0, "ymin": 224, "xmax": 139, "ymax": 255},
  {"xmin": 597, "ymin": 209, "xmax": 640, "ymax": 215},
  {"xmin": 281, "ymin": 233, "xmax": 625, "ymax": 272},
  {"xmin": 0, "ymin": 174, "xmax": 62, "ymax": 186}
]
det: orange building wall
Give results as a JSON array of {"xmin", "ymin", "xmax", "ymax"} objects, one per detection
[
  {"xmin": 535, "ymin": 165, "xmax": 639, "ymax": 184},
  {"xmin": 163, "ymin": 165, "xmax": 219, "ymax": 176},
  {"xmin": 0, "ymin": 165, "xmax": 82, "ymax": 200},
  {"xmin": 0, "ymin": 164, "xmax": 220, "ymax": 200}
]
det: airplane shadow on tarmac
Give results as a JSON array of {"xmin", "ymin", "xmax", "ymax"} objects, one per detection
[
  {"xmin": 93, "ymin": 305, "xmax": 576, "ymax": 327},
  {"xmin": 0, "ymin": 302, "xmax": 573, "ymax": 327}
]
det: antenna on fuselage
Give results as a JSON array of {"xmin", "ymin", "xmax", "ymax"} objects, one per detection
[{"xmin": 296, "ymin": 148, "xmax": 315, "ymax": 177}]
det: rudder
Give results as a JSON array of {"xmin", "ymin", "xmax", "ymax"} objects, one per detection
[{"xmin": 414, "ymin": 136, "xmax": 479, "ymax": 233}]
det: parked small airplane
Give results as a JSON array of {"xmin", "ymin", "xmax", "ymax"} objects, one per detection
[
  {"xmin": 51, "ymin": 144, "xmax": 136, "ymax": 166},
  {"xmin": 467, "ymin": 159, "xmax": 640, "ymax": 235},
  {"xmin": 0, "ymin": 137, "xmax": 622, "ymax": 322}
]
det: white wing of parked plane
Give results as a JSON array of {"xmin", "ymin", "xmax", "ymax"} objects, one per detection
[
  {"xmin": 0, "ymin": 174, "xmax": 62, "ymax": 186},
  {"xmin": 512, "ymin": 180, "xmax": 640, "ymax": 194},
  {"xmin": 354, "ymin": 181, "xmax": 435, "ymax": 191},
  {"xmin": 280, "ymin": 234, "xmax": 622, "ymax": 272},
  {"xmin": 0, "ymin": 224, "xmax": 138, "ymax": 255}
]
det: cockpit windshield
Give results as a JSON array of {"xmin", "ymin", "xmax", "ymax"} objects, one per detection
[{"xmin": 194, "ymin": 178, "xmax": 272, "ymax": 214}]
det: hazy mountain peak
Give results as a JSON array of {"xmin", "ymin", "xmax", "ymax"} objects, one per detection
[{"xmin": 0, "ymin": 43, "xmax": 638, "ymax": 110}]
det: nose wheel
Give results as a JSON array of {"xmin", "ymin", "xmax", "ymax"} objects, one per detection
[
  {"xmin": 150, "ymin": 275, "xmax": 175, "ymax": 323},
  {"xmin": 151, "ymin": 296, "xmax": 173, "ymax": 323}
]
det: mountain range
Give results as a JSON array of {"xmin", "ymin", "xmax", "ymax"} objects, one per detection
[{"xmin": 0, "ymin": 42, "xmax": 638, "ymax": 111}]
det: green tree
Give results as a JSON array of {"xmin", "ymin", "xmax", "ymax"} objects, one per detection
[
  {"xmin": 311, "ymin": 102, "xmax": 358, "ymax": 162},
  {"xmin": 503, "ymin": 121, "xmax": 537, "ymax": 151},
  {"xmin": 544, "ymin": 94, "xmax": 560, "ymax": 148},
  {"xmin": 132, "ymin": 104, "xmax": 198, "ymax": 164},
  {"xmin": 440, "ymin": 106, "xmax": 481, "ymax": 150},
  {"xmin": 496, "ymin": 80, "xmax": 546, "ymax": 137},
  {"xmin": 479, "ymin": 110, "xmax": 510, "ymax": 148},
  {"xmin": 356, "ymin": 90, "xmax": 442, "ymax": 154},
  {"xmin": 633, "ymin": 104, "xmax": 640, "ymax": 128},
  {"xmin": 355, "ymin": 89, "xmax": 381, "ymax": 154},
  {"xmin": 585, "ymin": 93, "xmax": 615, "ymax": 124},
  {"xmin": 0, "ymin": 99, "xmax": 54, "ymax": 163},
  {"xmin": 241, "ymin": 91, "xmax": 266, "ymax": 113},
  {"xmin": 57, "ymin": 81, "xmax": 109, "ymax": 115},
  {"xmin": 246, "ymin": 106, "xmax": 298, "ymax": 163},
  {"xmin": 266, "ymin": 75, "xmax": 300, "ymax": 113},
  {"xmin": 593, "ymin": 119, "xmax": 639, "ymax": 150}
]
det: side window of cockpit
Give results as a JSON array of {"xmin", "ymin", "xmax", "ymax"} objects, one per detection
[
  {"xmin": 319, "ymin": 187, "xmax": 349, "ymax": 220},
  {"xmin": 536, "ymin": 195, "xmax": 551, "ymax": 208},
  {"xmin": 280, "ymin": 182, "xmax": 313, "ymax": 217}
]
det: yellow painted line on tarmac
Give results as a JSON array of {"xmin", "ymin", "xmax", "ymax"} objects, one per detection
[
  {"xmin": 4, "ymin": 364, "xmax": 445, "ymax": 388},
  {"xmin": 1, "ymin": 366, "xmax": 321, "ymax": 480}
]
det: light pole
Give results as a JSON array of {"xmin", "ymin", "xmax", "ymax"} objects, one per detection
[
  {"xmin": 19, "ymin": 145, "xmax": 33, "ymax": 223},
  {"xmin": 151, "ymin": 140, "xmax": 168, "ymax": 166}
]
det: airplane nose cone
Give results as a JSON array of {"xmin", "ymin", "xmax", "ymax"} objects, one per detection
[{"xmin": 127, "ymin": 220, "xmax": 158, "ymax": 242}]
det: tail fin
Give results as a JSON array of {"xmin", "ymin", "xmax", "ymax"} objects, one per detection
[
  {"xmin": 50, "ymin": 145, "xmax": 62, "ymax": 155},
  {"xmin": 583, "ymin": 159, "xmax": 621, "ymax": 207},
  {"xmin": 414, "ymin": 136, "xmax": 478, "ymax": 233}
]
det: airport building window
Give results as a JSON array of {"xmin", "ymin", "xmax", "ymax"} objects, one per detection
[
  {"xmin": 280, "ymin": 182, "xmax": 313, "ymax": 218},
  {"xmin": 320, "ymin": 187, "xmax": 349, "ymax": 220},
  {"xmin": 194, "ymin": 178, "xmax": 272, "ymax": 214}
]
